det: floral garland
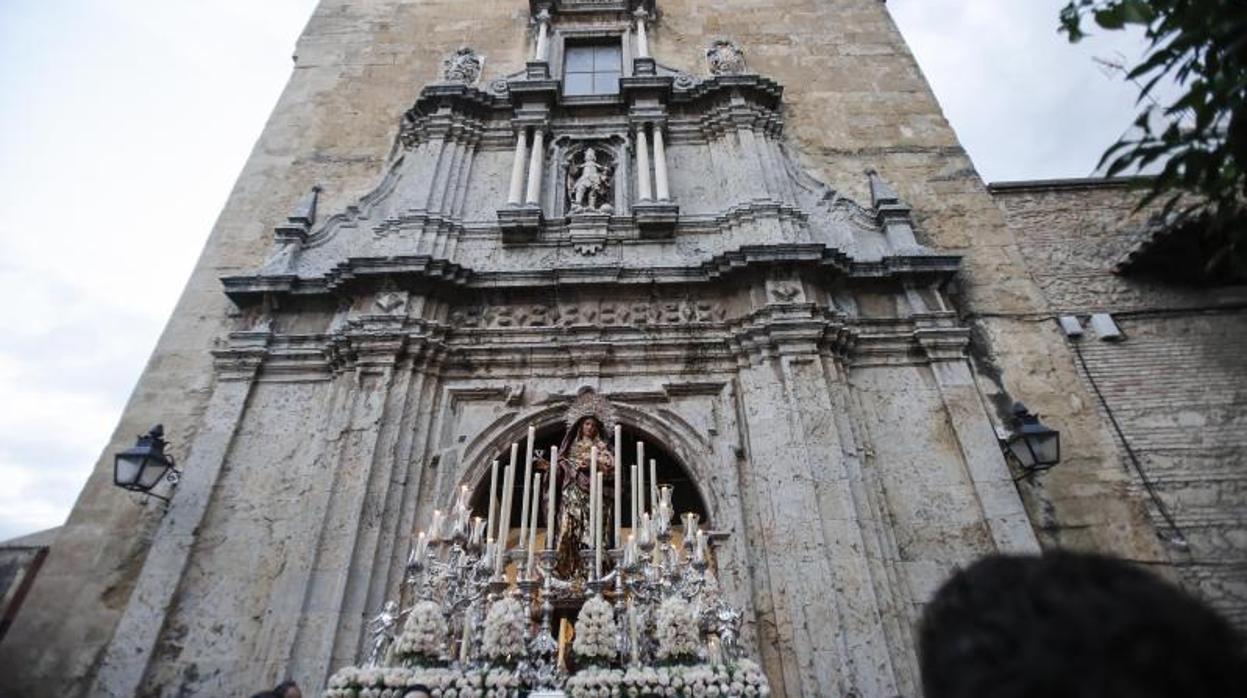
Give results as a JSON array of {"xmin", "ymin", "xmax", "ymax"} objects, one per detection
[
  {"xmin": 655, "ymin": 596, "xmax": 701, "ymax": 664},
  {"xmin": 481, "ymin": 597, "xmax": 526, "ymax": 663},
  {"xmin": 571, "ymin": 594, "xmax": 618, "ymax": 665},
  {"xmin": 392, "ymin": 601, "xmax": 447, "ymax": 665},
  {"xmin": 565, "ymin": 661, "xmax": 772, "ymax": 698},
  {"xmin": 324, "ymin": 666, "xmax": 505, "ymax": 698}
]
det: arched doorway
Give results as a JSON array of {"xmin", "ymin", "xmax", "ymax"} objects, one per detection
[{"xmin": 468, "ymin": 419, "xmax": 711, "ymax": 550}]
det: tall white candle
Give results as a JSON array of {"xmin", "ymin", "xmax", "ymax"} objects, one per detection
[
  {"xmin": 519, "ymin": 426, "xmax": 535, "ymax": 554},
  {"xmin": 631, "ymin": 464, "xmax": 638, "ymax": 529},
  {"xmin": 486, "ymin": 459, "xmax": 499, "ymax": 544},
  {"xmin": 636, "ymin": 441, "xmax": 645, "ymax": 515},
  {"xmin": 589, "ymin": 447, "xmax": 598, "ymax": 568},
  {"xmin": 546, "ymin": 445, "xmax": 558, "ymax": 549},
  {"xmin": 649, "ymin": 458, "xmax": 658, "ymax": 517},
  {"xmin": 495, "ymin": 452, "xmax": 517, "ymax": 575},
  {"xmin": 459, "ymin": 610, "xmax": 471, "ymax": 662},
  {"xmin": 613, "ymin": 424, "xmax": 622, "ymax": 547},
  {"xmin": 527, "ymin": 472, "xmax": 541, "ymax": 577},
  {"xmin": 595, "ymin": 471, "xmax": 604, "ymax": 578},
  {"xmin": 430, "ymin": 509, "xmax": 443, "ymax": 542}
]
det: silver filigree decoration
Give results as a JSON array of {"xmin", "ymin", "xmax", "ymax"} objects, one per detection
[
  {"xmin": 564, "ymin": 388, "xmax": 617, "ymax": 432},
  {"xmin": 706, "ymin": 39, "xmax": 746, "ymax": 76},
  {"xmin": 441, "ymin": 46, "xmax": 484, "ymax": 85}
]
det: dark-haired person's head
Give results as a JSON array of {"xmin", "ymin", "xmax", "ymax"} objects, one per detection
[{"xmin": 919, "ymin": 552, "xmax": 1246, "ymax": 698}]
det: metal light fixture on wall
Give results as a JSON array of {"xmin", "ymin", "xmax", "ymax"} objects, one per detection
[
  {"xmin": 1003, "ymin": 402, "xmax": 1061, "ymax": 473},
  {"xmin": 114, "ymin": 425, "xmax": 180, "ymax": 501}
]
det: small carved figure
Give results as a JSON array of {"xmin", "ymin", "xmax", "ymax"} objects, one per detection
[
  {"xmin": 706, "ymin": 39, "xmax": 746, "ymax": 76},
  {"xmin": 714, "ymin": 602, "xmax": 743, "ymax": 661},
  {"xmin": 566, "ymin": 147, "xmax": 615, "ymax": 214},
  {"xmin": 441, "ymin": 46, "xmax": 483, "ymax": 84},
  {"xmin": 365, "ymin": 600, "xmax": 403, "ymax": 667}
]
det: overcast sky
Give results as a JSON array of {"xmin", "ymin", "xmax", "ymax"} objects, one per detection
[{"xmin": 0, "ymin": 0, "xmax": 1155, "ymax": 541}]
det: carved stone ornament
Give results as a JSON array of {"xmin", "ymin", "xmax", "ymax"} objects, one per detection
[
  {"xmin": 565, "ymin": 147, "xmax": 615, "ymax": 215},
  {"xmin": 440, "ymin": 46, "xmax": 483, "ymax": 84},
  {"xmin": 706, "ymin": 39, "xmax": 746, "ymax": 76},
  {"xmin": 672, "ymin": 72, "xmax": 699, "ymax": 90}
]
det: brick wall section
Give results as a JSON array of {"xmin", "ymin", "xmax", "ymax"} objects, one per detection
[{"xmin": 992, "ymin": 178, "xmax": 1247, "ymax": 628}]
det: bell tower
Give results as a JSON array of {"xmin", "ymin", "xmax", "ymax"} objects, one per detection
[{"xmin": 0, "ymin": 1, "xmax": 1171, "ymax": 696}]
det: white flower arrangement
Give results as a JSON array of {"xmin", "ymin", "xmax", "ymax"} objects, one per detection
[
  {"xmin": 481, "ymin": 598, "xmax": 526, "ymax": 663},
  {"xmin": 565, "ymin": 662, "xmax": 770, "ymax": 698},
  {"xmin": 393, "ymin": 601, "xmax": 448, "ymax": 664},
  {"xmin": 322, "ymin": 666, "xmax": 493, "ymax": 698},
  {"xmin": 655, "ymin": 596, "xmax": 701, "ymax": 664},
  {"xmin": 571, "ymin": 594, "xmax": 619, "ymax": 665}
]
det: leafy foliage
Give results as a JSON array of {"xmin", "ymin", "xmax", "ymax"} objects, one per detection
[{"xmin": 1060, "ymin": 0, "xmax": 1247, "ymax": 278}]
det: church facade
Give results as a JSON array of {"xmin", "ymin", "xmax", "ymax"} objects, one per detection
[{"xmin": 4, "ymin": 0, "xmax": 1240, "ymax": 696}]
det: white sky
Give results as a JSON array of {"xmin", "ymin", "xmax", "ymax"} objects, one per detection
[{"xmin": 0, "ymin": 0, "xmax": 1155, "ymax": 541}]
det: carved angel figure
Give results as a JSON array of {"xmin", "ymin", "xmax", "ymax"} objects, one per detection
[
  {"xmin": 441, "ymin": 46, "xmax": 483, "ymax": 84},
  {"xmin": 365, "ymin": 600, "xmax": 404, "ymax": 667},
  {"xmin": 566, "ymin": 147, "xmax": 614, "ymax": 214},
  {"xmin": 706, "ymin": 39, "xmax": 746, "ymax": 76}
]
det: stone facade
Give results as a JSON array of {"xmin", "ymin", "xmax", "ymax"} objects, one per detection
[
  {"xmin": 0, "ymin": 2, "xmax": 1195, "ymax": 698},
  {"xmin": 992, "ymin": 178, "xmax": 1247, "ymax": 629}
]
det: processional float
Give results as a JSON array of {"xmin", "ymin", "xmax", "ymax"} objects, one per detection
[{"xmin": 325, "ymin": 393, "xmax": 771, "ymax": 697}]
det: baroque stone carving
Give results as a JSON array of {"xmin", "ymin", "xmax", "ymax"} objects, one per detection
[
  {"xmin": 672, "ymin": 72, "xmax": 699, "ymax": 90},
  {"xmin": 566, "ymin": 147, "xmax": 615, "ymax": 214},
  {"xmin": 706, "ymin": 39, "xmax": 746, "ymax": 76},
  {"xmin": 448, "ymin": 300, "xmax": 726, "ymax": 329},
  {"xmin": 440, "ymin": 46, "xmax": 483, "ymax": 84}
]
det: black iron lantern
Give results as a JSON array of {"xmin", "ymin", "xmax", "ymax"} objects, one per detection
[
  {"xmin": 114, "ymin": 425, "xmax": 179, "ymax": 499},
  {"xmin": 1004, "ymin": 402, "xmax": 1061, "ymax": 472}
]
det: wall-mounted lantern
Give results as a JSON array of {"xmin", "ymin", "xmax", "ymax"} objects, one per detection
[
  {"xmin": 114, "ymin": 425, "xmax": 180, "ymax": 501},
  {"xmin": 1002, "ymin": 402, "xmax": 1060, "ymax": 473}
]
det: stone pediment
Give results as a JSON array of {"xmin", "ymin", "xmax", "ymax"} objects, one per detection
[{"xmin": 224, "ymin": 37, "xmax": 953, "ymax": 304}]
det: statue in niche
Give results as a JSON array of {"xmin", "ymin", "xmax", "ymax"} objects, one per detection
[
  {"xmin": 706, "ymin": 39, "xmax": 746, "ymax": 76},
  {"xmin": 566, "ymin": 147, "xmax": 615, "ymax": 215},
  {"xmin": 441, "ymin": 46, "xmax": 483, "ymax": 84},
  {"xmin": 535, "ymin": 391, "xmax": 616, "ymax": 581}
]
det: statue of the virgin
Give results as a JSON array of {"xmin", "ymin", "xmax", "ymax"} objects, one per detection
[{"xmin": 536, "ymin": 391, "xmax": 616, "ymax": 581}]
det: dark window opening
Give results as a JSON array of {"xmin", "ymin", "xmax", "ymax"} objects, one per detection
[{"xmin": 563, "ymin": 42, "xmax": 622, "ymax": 96}]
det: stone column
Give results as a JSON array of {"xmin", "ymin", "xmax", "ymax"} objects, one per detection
[
  {"xmin": 507, "ymin": 127, "xmax": 528, "ymax": 205},
  {"xmin": 634, "ymin": 10, "xmax": 650, "ymax": 58},
  {"xmin": 636, "ymin": 123, "xmax": 653, "ymax": 201},
  {"xmin": 534, "ymin": 10, "xmax": 551, "ymax": 61},
  {"xmin": 653, "ymin": 124, "xmax": 669, "ymax": 201},
  {"xmin": 524, "ymin": 127, "xmax": 545, "ymax": 205},
  {"xmin": 90, "ymin": 333, "xmax": 268, "ymax": 698}
]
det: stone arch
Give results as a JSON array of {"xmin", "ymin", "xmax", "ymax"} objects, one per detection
[{"xmin": 455, "ymin": 402, "xmax": 718, "ymax": 536}]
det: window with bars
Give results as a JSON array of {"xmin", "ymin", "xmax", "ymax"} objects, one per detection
[{"xmin": 563, "ymin": 42, "xmax": 622, "ymax": 96}]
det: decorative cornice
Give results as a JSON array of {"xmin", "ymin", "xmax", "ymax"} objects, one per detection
[{"xmin": 222, "ymin": 244, "xmax": 959, "ymax": 302}]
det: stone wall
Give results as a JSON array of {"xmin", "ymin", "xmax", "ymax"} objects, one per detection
[
  {"xmin": 0, "ymin": 2, "xmax": 1178, "ymax": 697},
  {"xmin": 992, "ymin": 178, "xmax": 1247, "ymax": 629}
]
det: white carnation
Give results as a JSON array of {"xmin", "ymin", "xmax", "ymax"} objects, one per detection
[
  {"xmin": 394, "ymin": 601, "xmax": 448, "ymax": 663},
  {"xmin": 481, "ymin": 598, "xmax": 527, "ymax": 662},
  {"xmin": 571, "ymin": 595, "xmax": 619, "ymax": 664},
  {"xmin": 655, "ymin": 596, "xmax": 701, "ymax": 663}
]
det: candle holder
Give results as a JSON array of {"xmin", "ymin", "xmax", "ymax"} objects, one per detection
[
  {"xmin": 585, "ymin": 577, "xmax": 610, "ymax": 597},
  {"xmin": 609, "ymin": 548, "xmax": 628, "ymax": 665}
]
